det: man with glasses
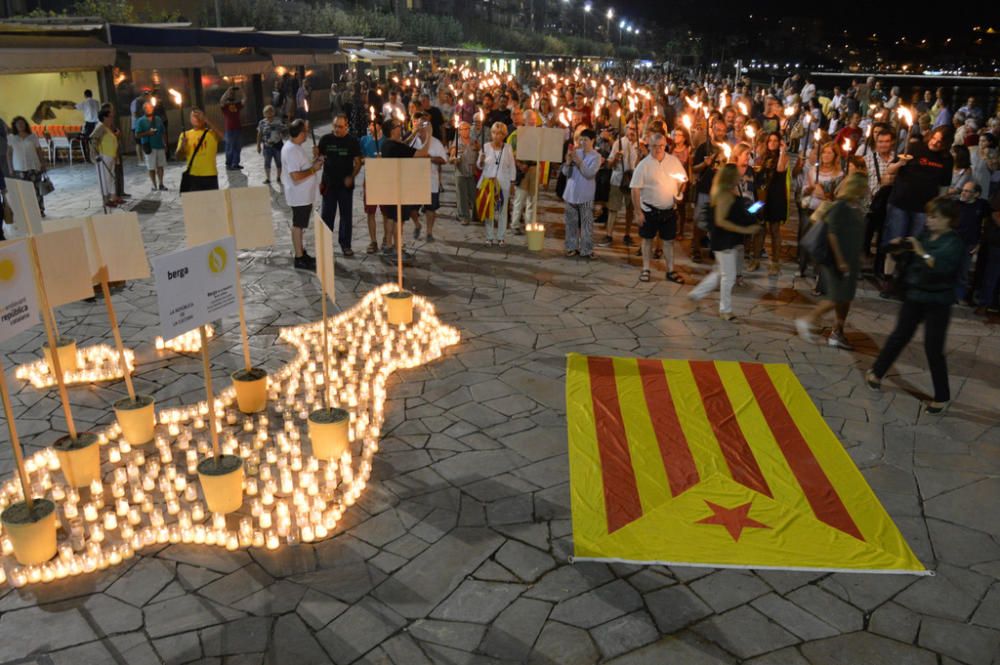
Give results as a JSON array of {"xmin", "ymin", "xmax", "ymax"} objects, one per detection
[
  {"xmin": 318, "ymin": 113, "xmax": 362, "ymax": 257},
  {"xmin": 631, "ymin": 132, "xmax": 688, "ymax": 283}
]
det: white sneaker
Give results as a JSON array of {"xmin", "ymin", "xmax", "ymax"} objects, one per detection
[{"xmin": 795, "ymin": 318, "xmax": 814, "ymax": 342}]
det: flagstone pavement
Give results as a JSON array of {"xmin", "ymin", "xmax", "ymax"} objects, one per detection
[{"xmin": 0, "ymin": 131, "xmax": 998, "ymax": 665}]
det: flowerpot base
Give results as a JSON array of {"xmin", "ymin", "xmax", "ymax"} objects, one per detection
[
  {"xmin": 308, "ymin": 408, "xmax": 350, "ymax": 460},
  {"xmin": 385, "ymin": 291, "xmax": 413, "ymax": 325},
  {"xmin": 114, "ymin": 395, "xmax": 155, "ymax": 446},
  {"xmin": 2, "ymin": 499, "xmax": 57, "ymax": 566},
  {"xmin": 53, "ymin": 432, "xmax": 101, "ymax": 488},
  {"xmin": 197, "ymin": 455, "xmax": 244, "ymax": 514},
  {"xmin": 42, "ymin": 338, "xmax": 78, "ymax": 374},
  {"xmin": 232, "ymin": 368, "xmax": 268, "ymax": 414}
]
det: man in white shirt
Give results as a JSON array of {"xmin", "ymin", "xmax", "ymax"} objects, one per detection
[
  {"xmin": 598, "ymin": 121, "xmax": 640, "ymax": 247},
  {"xmin": 630, "ymin": 132, "xmax": 688, "ymax": 283},
  {"xmin": 280, "ymin": 119, "xmax": 324, "ymax": 271},
  {"xmin": 410, "ymin": 112, "xmax": 448, "ymax": 241},
  {"xmin": 800, "ymin": 78, "xmax": 816, "ymax": 105},
  {"xmin": 76, "ymin": 89, "xmax": 100, "ymax": 163},
  {"xmin": 382, "ymin": 90, "xmax": 405, "ymax": 122}
]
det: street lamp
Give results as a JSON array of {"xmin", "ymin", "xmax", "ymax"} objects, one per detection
[
  {"xmin": 583, "ymin": 2, "xmax": 591, "ymax": 37},
  {"xmin": 605, "ymin": 7, "xmax": 614, "ymax": 40}
]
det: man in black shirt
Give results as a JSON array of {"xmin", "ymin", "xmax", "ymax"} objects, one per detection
[
  {"xmin": 318, "ymin": 114, "xmax": 362, "ymax": 256},
  {"xmin": 485, "ymin": 93, "xmax": 512, "ymax": 132},
  {"xmin": 883, "ymin": 126, "xmax": 953, "ymax": 244},
  {"xmin": 419, "ymin": 93, "xmax": 444, "ymax": 142}
]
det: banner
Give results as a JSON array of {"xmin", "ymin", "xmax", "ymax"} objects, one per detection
[
  {"xmin": 151, "ymin": 237, "xmax": 238, "ymax": 340},
  {"xmin": 566, "ymin": 354, "xmax": 928, "ymax": 574},
  {"xmin": 0, "ymin": 241, "xmax": 40, "ymax": 343}
]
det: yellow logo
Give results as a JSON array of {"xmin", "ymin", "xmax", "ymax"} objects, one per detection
[
  {"xmin": 0, "ymin": 258, "xmax": 15, "ymax": 282},
  {"xmin": 207, "ymin": 246, "xmax": 227, "ymax": 274}
]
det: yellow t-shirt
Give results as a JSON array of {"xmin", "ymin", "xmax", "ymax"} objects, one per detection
[
  {"xmin": 95, "ymin": 128, "xmax": 118, "ymax": 159},
  {"xmin": 177, "ymin": 129, "xmax": 219, "ymax": 176}
]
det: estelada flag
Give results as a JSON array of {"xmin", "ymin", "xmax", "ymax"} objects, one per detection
[{"xmin": 566, "ymin": 354, "xmax": 928, "ymax": 574}]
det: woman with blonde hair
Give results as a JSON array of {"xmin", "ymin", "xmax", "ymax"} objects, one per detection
[
  {"xmin": 477, "ymin": 121, "xmax": 517, "ymax": 246},
  {"xmin": 795, "ymin": 172, "xmax": 868, "ymax": 348},
  {"xmin": 688, "ymin": 163, "xmax": 761, "ymax": 320}
]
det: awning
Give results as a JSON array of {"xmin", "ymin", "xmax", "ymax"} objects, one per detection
[
  {"xmin": 128, "ymin": 47, "xmax": 214, "ymax": 70},
  {"xmin": 346, "ymin": 48, "xmax": 391, "ymax": 65},
  {"xmin": 0, "ymin": 35, "xmax": 115, "ymax": 74},
  {"xmin": 314, "ymin": 51, "xmax": 348, "ymax": 65},
  {"xmin": 267, "ymin": 49, "xmax": 316, "ymax": 66},
  {"xmin": 384, "ymin": 50, "xmax": 418, "ymax": 63},
  {"xmin": 212, "ymin": 53, "xmax": 273, "ymax": 76}
]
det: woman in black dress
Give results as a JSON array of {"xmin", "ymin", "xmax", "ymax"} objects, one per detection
[{"xmin": 753, "ymin": 131, "xmax": 790, "ymax": 275}]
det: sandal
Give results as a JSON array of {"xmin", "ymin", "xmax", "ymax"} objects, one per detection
[
  {"xmin": 566, "ymin": 249, "xmax": 579, "ymax": 257},
  {"xmin": 923, "ymin": 400, "xmax": 949, "ymax": 414},
  {"xmin": 639, "ymin": 269, "xmax": 651, "ymax": 282},
  {"xmin": 666, "ymin": 271, "xmax": 685, "ymax": 284}
]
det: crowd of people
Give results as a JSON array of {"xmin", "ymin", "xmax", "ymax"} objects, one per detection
[{"xmin": 2, "ymin": 65, "xmax": 999, "ymax": 414}]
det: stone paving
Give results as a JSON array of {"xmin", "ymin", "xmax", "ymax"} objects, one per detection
[{"xmin": 0, "ymin": 131, "xmax": 998, "ymax": 664}]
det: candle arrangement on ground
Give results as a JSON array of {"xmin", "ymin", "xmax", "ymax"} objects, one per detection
[
  {"xmin": 154, "ymin": 325, "xmax": 216, "ymax": 354},
  {"xmin": 15, "ymin": 345, "xmax": 136, "ymax": 389},
  {"xmin": 0, "ymin": 284, "xmax": 459, "ymax": 586}
]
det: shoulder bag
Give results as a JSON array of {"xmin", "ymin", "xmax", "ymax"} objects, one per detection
[{"xmin": 179, "ymin": 130, "xmax": 210, "ymax": 193}]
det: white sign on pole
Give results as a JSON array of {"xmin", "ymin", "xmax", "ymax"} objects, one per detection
[
  {"xmin": 151, "ymin": 237, "xmax": 238, "ymax": 340},
  {"xmin": 365, "ymin": 158, "xmax": 432, "ymax": 205},
  {"xmin": 42, "ymin": 217, "xmax": 100, "ymax": 279},
  {"xmin": 0, "ymin": 240, "xmax": 40, "ymax": 343},
  {"xmin": 5, "ymin": 179, "xmax": 43, "ymax": 238},
  {"xmin": 33, "ymin": 227, "xmax": 95, "ymax": 307},
  {"xmin": 314, "ymin": 213, "xmax": 336, "ymax": 305},
  {"xmin": 90, "ymin": 213, "xmax": 151, "ymax": 282},
  {"xmin": 515, "ymin": 126, "xmax": 566, "ymax": 163},
  {"xmin": 182, "ymin": 187, "xmax": 275, "ymax": 250}
]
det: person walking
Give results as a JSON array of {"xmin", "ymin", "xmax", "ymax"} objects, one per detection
[
  {"xmin": 631, "ymin": 132, "xmax": 688, "ymax": 282},
  {"xmin": 795, "ymin": 173, "xmax": 868, "ymax": 349},
  {"xmin": 865, "ymin": 197, "xmax": 964, "ymax": 413},
  {"xmin": 478, "ymin": 122, "xmax": 517, "ymax": 247},
  {"xmin": 76, "ymin": 89, "xmax": 100, "ymax": 163},
  {"xmin": 317, "ymin": 113, "xmax": 362, "ymax": 257},
  {"xmin": 688, "ymin": 164, "xmax": 761, "ymax": 320},
  {"xmin": 7, "ymin": 116, "xmax": 48, "ymax": 217},
  {"xmin": 220, "ymin": 86, "xmax": 245, "ymax": 170},
  {"xmin": 134, "ymin": 102, "xmax": 167, "ymax": 191},
  {"xmin": 281, "ymin": 119, "xmax": 323, "ymax": 271},
  {"xmin": 256, "ymin": 105, "xmax": 287, "ymax": 184},
  {"xmin": 176, "ymin": 109, "xmax": 222, "ymax": 192}
]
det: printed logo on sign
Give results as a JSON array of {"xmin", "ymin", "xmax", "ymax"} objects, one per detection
[
  {"xmin": 0, "ymin": 259, "xmax": 15, "ymax": 282},
  {"xmin": 208, "ymin": 245, "xmax": 227, "ymax": 274}
]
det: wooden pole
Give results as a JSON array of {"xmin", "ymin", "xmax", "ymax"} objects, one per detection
[
  {"xmin": 0, "ymin": 363, "xmax": 34, "ymax": 510},
  {"xmin": 318, "ymin": 239, "xmax": 331, "ymax": 412},
  {"xmin": 531, "ymin": 159, "xmax": 542, "ymax": 229},
  {"xmin": 199, "ymin": 325, "xmax": 220, "ymax": 461},
  {"xmin": 223, "ymin": 190, "xmax": 253, "ymax": 373},
  {"xmin": 26, "ymin": 237, "xmax": 77, "ymax": 441},
  {"xmin": 396, "ymin": 160, "xmax": 404, "ymax": 289}
]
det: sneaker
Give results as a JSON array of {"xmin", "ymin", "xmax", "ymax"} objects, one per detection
[
  {"xmin": 622, "ymin": 235, "xmax": 634, "ymax": 246},
  {"xmin": 720, "ymin": 311, "xmax": 737, "ymax": 322},
  {"xmin": 597, "ymin": 235, "xmax": 613, "ymax": 247},
  {"xmin": 864, "ymin": 370, "xmax": 882, "ymax": 391},
  {"xmin": 923, "ymin": 400, "xmax": 949, "ymax": 414},
  {"xmin": 426, "ymin": 234, "xmax": 435, "ymax": 243},
  {"xmin": 795, "ymin": 318, "xmax": 814, "ymax": 343},
  {"xmin": 293, "ymin": 255, "xmax": 316, "ymax": 271},
  {"xmin": 827, "ymin": 332, "xmax": 854, "ymax": 351},
  {"xmin": 514, "ymin": 227, "xmax": 525, "ymax": 236},
  {"xmin": 158, "ymin": 184, "xmax": 168, "ymax": 191},
  {"xmin": 367, "ymin": 242, "xmax": 378, "ymax": 254},
  {"xmin": 342, "ymin": 248, "xmax": 355, "ymax": 257},
  {"xmin": 263, "ymin": 178, "xmax": 271, "ymax": 184}
]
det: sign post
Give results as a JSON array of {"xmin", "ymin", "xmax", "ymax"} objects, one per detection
[{"xmin": 514, "ymin": 126, "xmax": 565, "ymax": 247}]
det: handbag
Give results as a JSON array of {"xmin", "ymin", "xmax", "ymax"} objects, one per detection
[
  {"xmin": 800, "ymin": 214, "xmax": 830, "ymax": 265},
  {"xmin": 37, "ymin": 175, "xmax": 55, "ymax": 197},
  {"xmin": 179, "ymin": 130, "xmax": 210, "ymax": 193}
]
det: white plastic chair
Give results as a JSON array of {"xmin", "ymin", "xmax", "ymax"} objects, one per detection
[
  {"xmin": 51, "ymin": 136, "xmax": 73, "ymax": 165},
  {"xmin": 37, "ymin": 137, "xmax": 54, "ymax": 164}
]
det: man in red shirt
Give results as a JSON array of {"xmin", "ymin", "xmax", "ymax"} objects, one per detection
[
  {"xmin": 834, "ymin": 112, "xmax": 863, "ymax": 160},
  {"xmin": 221, "ymin": 85, "xmax": 245, "ymax": 170}
]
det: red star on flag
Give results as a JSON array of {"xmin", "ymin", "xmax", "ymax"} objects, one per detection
[{"xmin": 696, "ymin": 500, "xmax": 770, "ymax": 542}]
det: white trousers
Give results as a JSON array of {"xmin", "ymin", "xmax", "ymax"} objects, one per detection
[
  {"xmin": 689, "ymin": 248, "xmax": 738, "ymax": 313},
  {"xmin": 511, "ymin": 186, "xmax": 535, "ymax": 230}
]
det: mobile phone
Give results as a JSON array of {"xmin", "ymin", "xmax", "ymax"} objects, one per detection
[{"xmin": 748, "ymin": 201, "xmax": 765, "ymax": 214}]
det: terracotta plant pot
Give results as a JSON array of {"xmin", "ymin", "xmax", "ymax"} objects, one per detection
[
  {"xmin": 385, "ymin": 290, "xmax": 413, "ymax": 325},
  {"xmin": 232, "ymin": 368, "xmax": 268, "ymax": 414},
  {"xmin": 527, "ymin": 227, "xmax": 545, "ymax": 251},
  {"xmin": 42, "ymin": 337, "xmax": 78, "ymax": 374},
  {"xmin": 308, "ymin": 407, "xmax": 350, "ymax": 460},
  {"xmin": 1, "ymin": 499, "xmax": 57, "ymax": 566},
  {"xmin": 197, "ymin": 455, "xmax": 244, "ymax": 514},
  {"xmin": 114, "ymin": 395, "xmax": 155, "ymax": 445},
  {"xmin": 53, "ymin": 432, "xmax": 101, "ymax": 488}
]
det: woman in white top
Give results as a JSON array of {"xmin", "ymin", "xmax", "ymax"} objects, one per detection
[
  {"xmin": 477, "ymin": 122, "xmax": 517, "ymax": 246},
  {"xmin": 7, "ymin": 116, "xmax": 48, "ymax": 216}
]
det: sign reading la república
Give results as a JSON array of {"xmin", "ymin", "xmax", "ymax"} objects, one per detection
[
  {"xmin": 0, "ymin": 240, "xmax": 40, "ymax": 343},
  {"xmin": 152, "ymin": 237, "xmax": 238, "ymax": 340}
]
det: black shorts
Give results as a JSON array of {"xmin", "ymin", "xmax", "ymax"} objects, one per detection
[
  {"xmin": 380, "ymin": 204, "xmax": 418, "ymax": 221},
  {"xmin": 291, "ymin": 204, "xmax": 312, "ymax": 229},
  {"xmin": 638, "ymin": 207, "xmax": 677, "ymax": 241},
  {"xmin": 421, "ymin": 192, "xmax": 441, "ymax": 213}
]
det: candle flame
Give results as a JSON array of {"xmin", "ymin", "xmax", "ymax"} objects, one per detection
[
  {"xmin": 814, "ymin": 129, "xmax": 822, "ymax": 141},
  {"xmin": 783, "ymin": 106, "xmax": 795, "ymax": 117},
  {"xmin": 369, "ymin": 105, "xmax": 375, "ymax": 121},
  {"xmin": 681, "ymin": 114, "xmax": 692, "ymax": 130}
]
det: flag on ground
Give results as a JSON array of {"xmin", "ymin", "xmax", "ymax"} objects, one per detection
[{"xmin": 566, "ymin": 354, "xmax": 928, "ymax": 574}]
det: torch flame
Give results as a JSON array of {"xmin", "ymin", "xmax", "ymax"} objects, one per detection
[
  {"xmin": 737, "ymin": 101, "xmax": 748, "ymax": 116},
  {"xmin": 369, "ymin": 105, "xmax": 375, "ymax": 121},
  {"xmin": 681, "ymin": 114, "xmax": 692, "ymax": 130},
  {"xmin": 394, "ymin": 108, "xmax": 405, "ymax": 123},
  {"xmin": 842, "ymin": 138, "xmax": 852, "ymax": 154},
  {"xmin": 897, "ymin": 106, "xmax": 913, "ymax": 127},
  {"xmin": 814, "ymin": 129, "xmax": 822, "ymax": 141},
  {"xmin": 745, "ymin": 126, "xmax": 756, "ymax": 140},
  {"xmin": 685, "ymin": 95, "xmax": 701, "ymax": 110},
  {"xmin": 168, "ymin": 88, "xmax": 182, "ymax": 106},
  {"xmin": 717, "ymin": 142, "xmax": 732, "ymax": 160}
]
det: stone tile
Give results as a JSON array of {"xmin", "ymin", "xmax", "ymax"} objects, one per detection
[
  {"xmin": 644, "ymin": 584, "xmax": 714, "ymax": 634},
  {"xmin": 528, "ymin": 621, "xmax": 599, "ymax": 665},
  {"xmin": 106, "ymin": 557, "xmax": 177, "ymax": 607},
  {"xmin": 372, "ymin": 527, "xmax": 503, "ymax": 619},
  {"xmin": 750, "ymin": 593, "xmax": 838, "ymax": 641},
  {"xmin": 590, "ymin": 611, "xmax": 660, "ymax": 660},
  {"xmin": 869, "ymin": 601, "xmax": 921, "ymax": 643},
  {"xmin": 895, "ymin": 563, "xmax": 992, "ymax": 621},
  {"xmin": 689, "ymin": 569, "xmax": 771, "ymax": 613},
  {"xmin": 200, "ymin": 564, "xmax": 275, "ymax": 607},
  {"xmin": 249, "ymin": 545, "xmax": 318, "ymax": 578},
  {"xmin": 233, "ymin": 580, "xmax": 307, "ymax": 615},
  {"xmin": 153, "ymin": 630, "xmax": 202, "ymax": 663},
  {"xmin": 744, "ymin": 647, "xmax": 811, "ymax": 665},
  {"xmin": 693, "ymin": 605, "xmax": 798, "ymax": 659},
  {"xmin": 480, "ymin": 597, "xmax": 551, "ymax": 661},
  {"xmin": 202, "ymin": 616, "xmax": 271, "ymax": 656},
  {"xmin": 549, "ymin": 579, "xmax": 643, "ymax": 629},
  {"xmin": 602, "ymin": 634, "xmax": 736, "ymax": 664},
  {"xmin": 296, "ymin": 589, "xmax": 349, "ymax": 631},
  {"xmin": 430, "ymin": 579, "xmax": 527, "ymax": 623},
  {"xmin": 626, "ymin": 568, "xmax": 675, "ymax": 593},
  {"xmin": 0, "ymin": 605, "xmax": 98, "ymax": 662},
  {"xmin": 315, "ymin": 596, "xmax": 406, "ymax": 665},
  {"xmin": 524, "ymin": 563, "xmax": 614, "ymax": 603},
  {"xmin": 265, "ymin": 614, "xmax": 329, "ymax": 665},
  {"xmin": 494, "ymin": 539, "xmax": 556, "ymax": 582},
  {"xmin": 785, "ymin": 585, "xmax": 863, "ymax": 633},
  {"xmin": 409, "ymin": 618, "xmax": 487, "ymax": 652},
  {"xmin": 918, "ymin": 617, "xmax": 1000, "ymax": 665},
  {"xmin": 802, "ymin": 631, "xmax": 938, "ymax": 665},
  {"xmin": 144, "ymin": 594, "xmax": 244, "ymax": 638},
  {"xmin": 159, "ymin": 544, "xmax": 252, "ymax": 574},
  {"xmin": 75, "ymin": 593, "xmax": 144, "ymax": 634}
]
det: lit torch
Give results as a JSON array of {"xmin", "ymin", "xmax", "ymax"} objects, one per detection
[
  {"xmin": 737, "ymin": 101, "xmax": 748, "ymax": 116},
  {"xmin": 897, "ymin": 106, "xmax": 914, "ymax": 155},
  {"xmin": 370, "ymin": 106, "xmax": 380, "ymax": 156},
  {"xmin": 169, "ymin": 88, "xmax": 184, "ymax": 130}
]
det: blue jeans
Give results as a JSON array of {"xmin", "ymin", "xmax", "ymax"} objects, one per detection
[
  {"xmin": 321, "ymin": 186, "xmax": 354, "ymax": 250},
  {"xmin": 978, "ymin": 246, "xmax": 1000, "ymax": 307},
  {"xmin": 224, "ymin": 129, "xmax": 242, "ymax": 168},
  {"xmin": 882, "ymin": 204, "xmax": 926, "ymax": 246}
]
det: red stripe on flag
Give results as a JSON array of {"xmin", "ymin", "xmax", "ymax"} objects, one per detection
[
  {"xmin": 637, "ymin": 359, "xmax": 700, "ymax": 496},
  {"xmin": 689, "ymin": 361, "xmax": 773, "ymax": 498},
  {"xmin": 740, "ymin": 363, "xmax": 865, "ymax": 541},
  {"xmin": 587, "ymin": 356, "xmax": 644, "ymax": 533}
]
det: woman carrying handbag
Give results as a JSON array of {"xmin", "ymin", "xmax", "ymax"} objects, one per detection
[{"xmin": 176, "ymin": 109, "xmax": 223, "ymax": 192}]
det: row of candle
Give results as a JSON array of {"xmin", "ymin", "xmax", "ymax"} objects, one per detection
[{"xmin": 14, "ymin": 345, "xmax": 136, "ymax": 389}]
